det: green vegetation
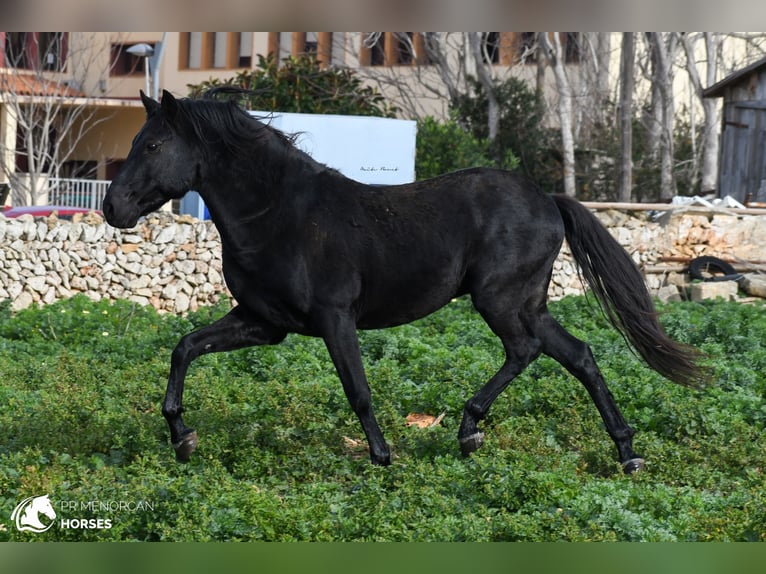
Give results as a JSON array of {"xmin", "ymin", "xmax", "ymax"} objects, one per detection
[
  {"xmin": 187, "ymin": 54, "xmax": 397, "ymax": 117},
  {"xmin": 451, "ymin": 76, "xmax": 557, "ymax": 190},
  {"xmin": 1, "ymin": 295, "xmax": 764, "ymax": 541},
  {"xmin": 415, "ymin": 116, "xmax": 518, "ymax": 180}
]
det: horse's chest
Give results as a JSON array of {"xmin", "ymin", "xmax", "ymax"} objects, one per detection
[{"xmin": 221, "ymin": 251, "xmax": 312, "ymax": 330}]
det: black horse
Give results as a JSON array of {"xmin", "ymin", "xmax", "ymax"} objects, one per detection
[{"xmin": 103, "ymin": 90, "xmax": 704, "ymax": 474}]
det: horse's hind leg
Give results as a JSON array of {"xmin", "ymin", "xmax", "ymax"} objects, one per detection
[
  {"xmin": 535, "ymin": 312, "xmax": 645, "ymax": 474},
  {"xmin": 163, "ymin": 305, "xmax": 285, "ymax": 462}
]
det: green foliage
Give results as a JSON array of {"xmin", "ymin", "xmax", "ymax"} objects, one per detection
[
  {"xmin": 0, "ymin": 296, "xmax": 764, "ymax": 541},
  {"xmin": 187, "ymin": 54, "xmax": 397, "ymax": 117},
  {"xmin": 451, "ymin": 76, "xmax": 558, "ymax": 190},
  {"xmin": 415, "ymin": 116, "xmax": 518, "ymax": 180}
]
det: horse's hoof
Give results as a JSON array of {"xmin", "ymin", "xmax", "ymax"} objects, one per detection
[
  {"xmin": 459, "ymin": 432, "xmax": 485, "ymax": 457},
  {"xmin": 622, "ymin": 457, "xmax": 645, "ymax": 474},
  {"xmin": 371, "ymin": 452, "xmax": 392, "ymax": 466},
  {"xmin": 173, "ymin": 430, "xmax": 198, "ymax": 463}
]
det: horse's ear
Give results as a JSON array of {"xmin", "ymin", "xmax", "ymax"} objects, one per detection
[
  {"xmin": 160, "ymin": 89, "xmax": 179, "ymax": 120},
  {"xmin": 140, "ymin": 90, "xmax": 159, "ymax": 116}
]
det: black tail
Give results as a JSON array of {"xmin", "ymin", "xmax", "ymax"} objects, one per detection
[{"xmin": 552, "ymin": 194, "xmax": 706, "ymax": 388}]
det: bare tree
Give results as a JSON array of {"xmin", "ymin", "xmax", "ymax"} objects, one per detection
[
  {"xmin": 540, "ymin": 32, "xmax": 576, "ymax": 196},
  {"xmin": 0, "ymin": 32, "xmax": 118, "ymax": 205},
  {"xmin": 618, "ymin": 33, "xmax": 635, "ymax": 202},
  {"xmin": 572, "ymin": 32, "xmax": 612, "ymax": 140},
  {"xmin": 351, "ymin": 32, "xmax": 507, "ymax": 142},
  {"xmin": 646, "ymin": 32, "xmax": 680, "ymax": 201},
  {"xmin": 466, "ymin": 33, "xmax": 500, "ymax": 143},
  {"xmin": 341, "ymin": 31, "xmax": 766, "ymax": 202},
  {"xmin": 679, "ymin": 32, "xmax": 722, "ymax": 194}
]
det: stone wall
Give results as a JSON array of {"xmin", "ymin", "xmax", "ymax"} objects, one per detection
[
  {"xmin": 0, "ymin": 211, "xmax": 226, "ymax": 313},
  {"xmin": 549, "ymin": 207, "xmax": 766, "ymax": 299},
  {"xmin": 1, "ymin": 206, "xmax": 764, "ymax": 312}
]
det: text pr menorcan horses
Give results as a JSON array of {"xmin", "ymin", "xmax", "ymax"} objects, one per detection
[{"xmin": 102, "ymin": 90, "xmax": 704, "ymax": 474}]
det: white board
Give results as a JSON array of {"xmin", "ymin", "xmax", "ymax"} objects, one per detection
[
  {"xmin": 180, "ymin": 111, "xmax": 416, "ymax": 219},
  {"xmin": 250, "ymin": 111, "xmax": 417, "ymax": 185}
]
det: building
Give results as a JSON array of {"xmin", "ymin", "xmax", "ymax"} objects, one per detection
[
  {"xmin": 0, "ymin": 31, "xmax": 597, "ymax": 207},
  {"xmin": 1, "ymin": 32, "xmax": 765, "ymax": 208},
  {"xmin": 703, "ymin": 55, "xmax": 766, "ymax": 205}
]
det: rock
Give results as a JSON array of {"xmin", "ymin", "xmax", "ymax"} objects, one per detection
[
  {"xmin": 153, "ymin": 224, "xmax": 177, "ymax": 244},
  {"xmin": 129, "ymin": 276, "xmax": 151, "ymax": 290},
  {"xmin": 656, "ymin": 284, "xmax": 682, "ymax": 303},
  {"xmin": 690, "ymin": 280, "xmax": 739, "ymax": 302},
  {"xmin": 129, "ymin": 295, "xmax": 150, "ymax": 306},
  {"xmin": 4, "ymin": 222, "xmax": 23, "ymax": 240},
  {"xmin": 12, "ymin": 291, "xmax": 34, "ymax": 310},
  {"xmin": 174, "ymin": 259, "xmax": 196, "ymax": 276},
  {"xmin": 174, "ymin": 292, "xmax": 190, "ymax": 313},
  {"xmin": 42, "ymin": 287, "xmax": 57, "ymax": 305},
  {"xmin": 740, "ymin": 274, "xmax": 766, "ymax": 298},
  {"xmin": 122, "ymin": 234, "xmax": 143, "ymax": 244},
  {"xmin": 26, "ymin": 275, "xmax": 47, "ymax": 293}
]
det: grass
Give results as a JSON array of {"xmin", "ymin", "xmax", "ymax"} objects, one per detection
[{"xmin": 0, "ymin": 294, "xmax": 764, "ymax": 541}]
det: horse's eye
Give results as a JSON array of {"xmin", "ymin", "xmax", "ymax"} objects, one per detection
[{"xmin": 147, "ymin": 142, "xmax": 160, "ymax": 153}]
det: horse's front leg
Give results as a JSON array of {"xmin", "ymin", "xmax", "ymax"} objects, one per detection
[
  {"xmin": 163, "ymin": 305, "xmax": 285, "ymax": 462},
  {"xmin": 320, "ymin": 311, "xmax": 391, "ymax": 465}
]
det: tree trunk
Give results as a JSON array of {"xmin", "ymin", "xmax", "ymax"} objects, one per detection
[
  {"xmin": 679, "ymin": 32, "xmax": 721, "ymax": 195},
  {"xmin": 467, "ymin": 33, "xmax": 499, "ymax": 144},
  {"xmin": 540, "ymin": 32, "xmax": 576, "ymax": 197},
  {"xmin": 618, "ymin": 33, "xmax": 635, "ymax": 202},
  {"xmin": 701, "ymin": 33, "xmax": 720, "ymax": 194},
  {"xmin": 647, "ymin": 32, "xmax": 677, "ymax": 201}
]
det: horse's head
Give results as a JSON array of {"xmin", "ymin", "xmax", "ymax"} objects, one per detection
[
  {"xmin": 33, "ymin": 495, "xmax": 56, "ymax": 520},
  {"xmin": 103, "ymin": 90, "xmax": 199, "ymax": 228}
]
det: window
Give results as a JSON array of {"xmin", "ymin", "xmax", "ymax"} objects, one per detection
[
  {"xmin": 38, "ymin": 32, "xmax": 67, "ymax": 71},
  {"xmin": 283, "ymin": 33, "xmax": 333, "ymax": 67},
  {"xmin": 179, "ymin": 32, "xmax": 251, "ymax": 70},
  {"xmin": 62, "ymin": 160, "xmax": 98, "ymax": 179},
  {"xmin": 396, "ymin": 33, "xmax": 414, "ymax": 65},
  {"xmin": 359, "ymin": 33, "xmax": 431, "ymax": 67},
  {"xmin": 3, "ymin": 32, "xmax": 67, "ymax": 71},
  {"xmin": 523, "ymin": 33, "xmax": 581, "ymax": 64},
  {"xmin": 110, "ymin": 43, "xmax": 146, "ymax": 76},
  {"xmin": 212, "ymin": 33, "xmax": 229, "ymax": 68},
  {"xmin": 517, "ymin": 33, "xmax": 538, "ymax": 64},
  {"xmin": 238, "ymin": 33, "xmax": 252, "ymax": 67},
  {"xmin": 483, "ymin": 32, "xmax": 501, "ymax": 64},
  {"xmin": 562, "ymin": 32, "xmax": 581, "ymax": 64},
  {"xmin": 362, "ymin": 33, "xmax": 386, "ymax": 66},
  {"xmin": 304, "ymin": 32, "xmax": 318, "ymax": 55}
]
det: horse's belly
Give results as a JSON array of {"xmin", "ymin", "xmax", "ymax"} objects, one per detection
[{"xmin": 355, "ymin": 270, "xmax": 465, "ymax": 329}]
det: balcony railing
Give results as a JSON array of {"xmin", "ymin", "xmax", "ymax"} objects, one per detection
[{"xmin": 47, "ymin": 177, "xmax": 111, "ymax": 211}]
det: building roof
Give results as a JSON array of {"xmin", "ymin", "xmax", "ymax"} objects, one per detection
[
  {"xmin": 0, "ymin": 71, "xmax": 85, "ymax": 97},
  {"xmin": 703, "ymin": 55, "xmax": 766, "ymax": 98}
]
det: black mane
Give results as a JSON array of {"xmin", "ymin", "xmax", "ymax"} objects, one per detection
[{"xmin": 173, "ymin": 94, "xmax": 305, "ymax": 163}]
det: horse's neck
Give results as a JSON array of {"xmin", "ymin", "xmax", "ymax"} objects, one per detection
[
  {"xmin": 199, "ymin": 162, "xmax": 304, "ymax": 254},
  {"xmin": 21, "ymin": 506, "xmax": 45, "ymax": 527}
]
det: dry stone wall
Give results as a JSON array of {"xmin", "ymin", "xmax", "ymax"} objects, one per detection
[
  {"xmin": 0, "ymin": 206, "xmax": 764, "ymax": 312},
  {"xmin": 0, "ymin": 211, "xmax": 226, "ymax": 313}
]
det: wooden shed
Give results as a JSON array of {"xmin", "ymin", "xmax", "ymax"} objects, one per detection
[{"xmin": 703, "ymin": 55, "xmax": 766, "ymax": 205}]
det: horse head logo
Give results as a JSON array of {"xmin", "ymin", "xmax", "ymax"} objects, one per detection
[{"xmin": 11, "ymin": 495, "xmax": 57, "ymax": 533}]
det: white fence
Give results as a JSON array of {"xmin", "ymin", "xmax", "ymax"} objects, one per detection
[{"xmin": 47, "ymin": 177, "xmax": 111, "ymax": 211}]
